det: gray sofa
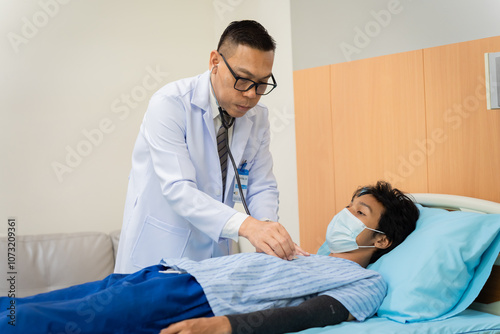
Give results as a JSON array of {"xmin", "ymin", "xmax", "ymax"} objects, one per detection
[{"xmin": 0, "ymin": 231, "xmax": 121, "ymax": 298}]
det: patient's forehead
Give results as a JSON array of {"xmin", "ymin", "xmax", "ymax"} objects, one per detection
[{"xmin": 352, "ymin": 194, "xmax": 384, "ymax": 221}]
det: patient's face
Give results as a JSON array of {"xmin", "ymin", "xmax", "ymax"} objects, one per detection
[{"xmin": 346, "ymin": 194, "xmax": 384, "ymax": 247}]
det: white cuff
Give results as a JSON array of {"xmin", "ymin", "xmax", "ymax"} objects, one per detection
[{"xmin": 221, "ymin": 212, "xmax": 249, "ymax": 242}]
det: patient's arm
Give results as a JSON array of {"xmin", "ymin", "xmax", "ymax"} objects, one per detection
[
  {"xmin": 226, "ymin": 295, "xmax": 349, "ymax": 334},
  {"xmin": 160, "ymin": 295, "xmax": 349, "ymax": 334},
  {"xmin": 160, "ymin": 316, "xmax": 231, "ymax": 334}
]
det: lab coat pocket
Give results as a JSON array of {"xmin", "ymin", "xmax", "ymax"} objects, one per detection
[
  {"xmin": 131, "ymin": 216, "xmax": 191, "ymax": 268},
  {"xmin": 240, "ymin": 147, "xmax": 257, "ymax": 167}
]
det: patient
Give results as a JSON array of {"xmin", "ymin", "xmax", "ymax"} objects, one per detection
[{"xmin": 0, "ymin": 181, "xmax": 418, "ymax": 334}]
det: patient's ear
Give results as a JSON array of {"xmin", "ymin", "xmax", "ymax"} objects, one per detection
[{"xmin": 375, "ymin": 235, "xmax": 392, "ymax": 250}]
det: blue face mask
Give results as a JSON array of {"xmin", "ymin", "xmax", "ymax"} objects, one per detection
[{"xmin": 326, "ymin": 208, "xmax": 385, "ymax": 253}]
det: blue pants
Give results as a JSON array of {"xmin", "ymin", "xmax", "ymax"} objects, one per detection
[{"xmin": 0, "ymin": 265, "xmax": 214, "ymax": 334}]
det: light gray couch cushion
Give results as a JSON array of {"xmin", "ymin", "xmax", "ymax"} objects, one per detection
[
  {"xmin": 0, "ymin": 232, "xmax": 115, "ymax": 297},
  {"xmin": 110, "ymin": 229, "xmax": 121, "ymax": 261}
]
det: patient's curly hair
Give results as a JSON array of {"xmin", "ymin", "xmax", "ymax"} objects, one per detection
[{"xmin": 352, "ymin": 181, "xmax": 419, "ymax": 264}]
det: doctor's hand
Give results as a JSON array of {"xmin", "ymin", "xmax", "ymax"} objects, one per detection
[
  {"xmin": 239, "ymin": 216, "xmax": 309, "ymax": 260},
  {"xmin": 160, "ymin": 316, "xmax": 231, "ymax": 334}
]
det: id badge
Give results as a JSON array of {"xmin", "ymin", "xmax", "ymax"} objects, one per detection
[{"xmin": 233, "ymin": 162, "xmax": 249, "ymax": 203}]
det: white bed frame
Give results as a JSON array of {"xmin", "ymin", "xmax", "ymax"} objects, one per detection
[{"xmin": 411, "ymin": 193, "xmax": 500, "ymax": 214}]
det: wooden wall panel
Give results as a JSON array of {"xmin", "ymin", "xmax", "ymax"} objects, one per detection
[
  {"xmin": 294, "ymin": 36, "xmax": 500, "ymax": 252},
  {"xmin": 424, "ymin": 36, "xmax": 500, "ymax": 202},
  {"xmin": 330, "ymin": 50, "xmax": 429, "ymax": 211},
  {"xmin": 293, "ymin": 66, "xmax": 336, "ymax": 253}
]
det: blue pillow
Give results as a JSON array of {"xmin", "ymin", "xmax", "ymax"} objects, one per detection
[
  {"xmin": 368, "ymin": 204, "xmax": 500, "ymax": 323},
  {"xmin": 316, "ymin": 204, "xmax": 500, "ymax": 323}
]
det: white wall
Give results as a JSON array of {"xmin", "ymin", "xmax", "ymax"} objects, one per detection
[
  {"xmin": 0, "ymin": 0, "xmax": 211, "ymax": 235},
  {"xmin": 291, "ymin": 0, "xmax": 500, "ymax": 70},
  {"xmin": 0, "ymin": 0, "xmax": 300, "ymax": 248},
  {"xmin": 212, "ymin": 0, "xmax": 299, "ymax": 251}
]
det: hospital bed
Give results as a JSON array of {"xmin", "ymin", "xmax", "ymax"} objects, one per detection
[
  {"xmin": 296, "ymin": 193, "xmax": 500, "ymax": 333},
  {"xmin": 1, "ymin": 193, "xmax": 499, "ymax": 333}
]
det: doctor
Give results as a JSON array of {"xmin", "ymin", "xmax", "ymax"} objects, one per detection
[{"xmin": 115, "ymin": 20, "xmax": 306, "ymax": 274}]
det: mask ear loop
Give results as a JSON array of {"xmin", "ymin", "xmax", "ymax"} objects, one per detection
[
  {"xmin": 358, "ymin": 227, "xmax": 386, "ymax": 248},
  {"xmin": 365, "ymin": 227, "xmax": 385, "ymax": 234},
  {"xmin": 345, "ymin": 208, "xmax": 385, "ymax": 248}
]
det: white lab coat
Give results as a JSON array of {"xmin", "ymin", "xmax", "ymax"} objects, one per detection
[{"xmin": 114, "ymin": 71, "xmax": 279, "ymax": 273}]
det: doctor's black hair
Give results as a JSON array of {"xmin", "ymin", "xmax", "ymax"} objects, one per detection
[
  {"xmin": 217, "ymin": 20, "xmax": 276, "ymax": 56},
  {"xmin": 352, "ymin": 180, "xmax": 420, "ymax": 264}
]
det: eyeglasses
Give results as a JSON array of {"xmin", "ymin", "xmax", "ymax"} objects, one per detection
[{"xmin": 218, "ymin": 52, "xmax": 277, "ymax": 95}]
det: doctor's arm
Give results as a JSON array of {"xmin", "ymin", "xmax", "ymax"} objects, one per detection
[
  {"xmin": 237, "ymin": 110, "xmax": 308, "ymax": 259},
  {"xmin": 160, "ymin": 295, "xmax": 350, "ymax": 334}
]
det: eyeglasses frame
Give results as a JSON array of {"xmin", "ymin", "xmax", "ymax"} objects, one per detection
[{"xmin": 218, "ymin": 52, "xmax": 277, "ymax": 96}]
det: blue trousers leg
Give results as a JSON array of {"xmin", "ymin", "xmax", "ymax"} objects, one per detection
[{"xmin": 0, "ymin": 265, "xmax": 213, "ymax": 334}]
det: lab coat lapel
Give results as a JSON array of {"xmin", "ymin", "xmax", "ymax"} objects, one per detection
[
  {"xmin": 203, "ymin": 109, "xmax": 216, "ymax": 146},
  {"xmin": 192, "ymin": 71, "xmax": 216, "ymax": 146}
]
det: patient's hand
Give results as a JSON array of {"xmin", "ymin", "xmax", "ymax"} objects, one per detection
[{"xmin": 160, "ymin": 316, "xmax": 231, "ymax": 334}]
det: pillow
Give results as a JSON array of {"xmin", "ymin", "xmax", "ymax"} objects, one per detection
[
  {"xmin": 316, "ymin": 204, "xmax": 500, "ymax": 322},
  {"xmin": 368, "ymin": 204, "xmax": 500, "ymax": 323}
]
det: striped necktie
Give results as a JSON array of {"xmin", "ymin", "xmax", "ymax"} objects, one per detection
[{"xmin": 217, "ymin": 110, "xmax": 233, "ymax": 200}]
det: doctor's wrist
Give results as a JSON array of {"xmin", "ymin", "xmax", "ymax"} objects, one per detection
[{"xmin": 238, "ymin": 216, "xmax": 260, "ymax": 238}]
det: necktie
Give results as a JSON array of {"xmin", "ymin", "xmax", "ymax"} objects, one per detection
[{"xmin": 217, "ymin": 110, "xmax": 233, "ymax": 200}]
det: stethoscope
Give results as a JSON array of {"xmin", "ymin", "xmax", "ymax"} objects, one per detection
[{"xmin": 210, "ymin": 67, "xmax": 251, "ymax": 215}]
